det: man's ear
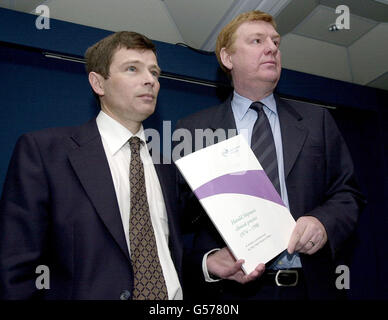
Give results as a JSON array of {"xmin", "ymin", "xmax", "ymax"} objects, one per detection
[
  {"xmin": 220, "ymin": 47, "xmax": 233, "ymax": 71},
  {"xmin": 88, "ymin": 72, "xmax": 105, "ymax": 96}
]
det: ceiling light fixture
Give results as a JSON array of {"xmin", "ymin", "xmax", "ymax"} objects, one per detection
[{"xmin": 328, "ymin": 24, "xmax": 339, "ymax": 32}]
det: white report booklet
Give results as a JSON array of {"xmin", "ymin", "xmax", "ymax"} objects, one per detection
[{"xmin": 175, "ymin": 134, "xmax": 296, "ymax": 274}]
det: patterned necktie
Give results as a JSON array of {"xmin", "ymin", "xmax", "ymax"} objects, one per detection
[
  {"xmin": 128, "ymin": 136, "xmax": 168, "ymax": 300},
  {"xmin": 250, "ymin": 101, "xmax": 281, "ymax": 195}
]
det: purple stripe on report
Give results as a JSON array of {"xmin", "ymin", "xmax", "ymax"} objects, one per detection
[{"xmin": 193, "ymin": 170, "xmax": 284, "ymax": 207}]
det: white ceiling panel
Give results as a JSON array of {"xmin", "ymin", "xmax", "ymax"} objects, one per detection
[
  {"xmin": 44, "ymin": 0, "xmax": 184, "ymax": 44},
  {"xmin": 348, "ymin": 23, "xmax": 388, "ymax": 85},
  {"xmin": 0, "ymin": 0, "xmax": 42, "ymax": 12},
  {"xmin": 280, "ymin": 33, "xmax": 352, "ymax": 82},
  {"xmin": 164, "ymin": 0, "xmax": 234, "ymax": 48},
  {"xmin": 0, "ymin": 0, "xmax": 387, "ymax": 91},
  {"xmin": 293, "ymin": 5, "xmax": 377, "ymax": 47},
  {"xmin": 275, "ymin": 0, "xmax": 319, "ymax": 36},
  {"xmin": 367, "ymin": 71, "xmax": 388, "ymax": 91},
  {"xmin": 254, "ymin": 0, "xmax": 292, "ymax": 16}
]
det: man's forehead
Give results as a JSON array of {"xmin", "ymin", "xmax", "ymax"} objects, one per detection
[
  {"xmin": 112, "ymin": 47, "xmax": 156, "ymax": 59},
  {"xmin": 111, "ymin": 47, "xmax": 158, "ymax": 65},
  {"xmin": 237, "ymin": 20, "xmax": 279, "ymax": 37}
]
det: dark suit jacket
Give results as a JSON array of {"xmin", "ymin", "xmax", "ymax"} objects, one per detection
[
  {"xmin": 176, "ymin": 94, "xmax": 365, "ymax": 300},
  {"xmin": 0, "ymin": 119, "xmax": 183, "ymax": 300}
]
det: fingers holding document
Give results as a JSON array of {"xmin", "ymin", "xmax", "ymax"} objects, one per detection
[
  {"xmin": 207, "ymin": 247, "xmax": 265, "ymax": 284},
  {"xmin": 287, "ymin": 216, "xmax": 328, "ymax": 255}
]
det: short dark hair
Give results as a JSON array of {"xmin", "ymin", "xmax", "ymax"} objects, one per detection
[{"xmin": 85, "ymin": 31, "xmax": 156, "ymax": 79}]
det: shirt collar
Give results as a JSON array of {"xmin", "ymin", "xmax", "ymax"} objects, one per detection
[
  {"xmin": 96, "ymin": 111, "xmax": 146, "ymax": 155},
  {"xmin": 232, "ymin": 91, "xmax": 278, "ymax": 121}
]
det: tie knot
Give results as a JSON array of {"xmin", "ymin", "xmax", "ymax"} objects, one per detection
[
  {"xmin": 250, "ymin": 101, "xmax": 264, "ymax": 114},
  {"xmin": 129, "ymin": 136, "xmax": 143, "ymax": 154}
]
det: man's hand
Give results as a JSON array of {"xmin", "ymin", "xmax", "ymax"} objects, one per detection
[
  {"xmin": 288, "ymin": 216, "xmax": 327, "ymax": 255},
  {"xmin": 207, "ymin": 247, "xmax": 265, "ymax": 284}
]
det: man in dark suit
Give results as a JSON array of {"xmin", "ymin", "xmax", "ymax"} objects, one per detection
[
  {"xmin": 176, "ymin": 11, "xmax": 364, "ymax": 300},
  {"xmin": 0, "ymin": 31, "xmax": 183, "ymax": 300}
]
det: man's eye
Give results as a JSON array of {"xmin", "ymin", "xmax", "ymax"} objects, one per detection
[
  {"xmin": 127, "ymin": 66, "xmax": 136, "ymax": 72},
  {"xmin": 273, "ymin": 40, "xmax": 280, "ymax": 47},
  {"xmin": 151, "ymin": 70, "xmax": 160, "ymax": 78},
  {"xmin": 253, "ymin": 39, "xmax": 261, "ymax": 44}
]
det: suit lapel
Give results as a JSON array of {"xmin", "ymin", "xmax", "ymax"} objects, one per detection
[
  {"xmin": 153, "ymin": 161, "xmax": 183, "ymax": 276},
  {"xmin": 154, "ymin": 164, "xmax": 174, "ymax": 219},
  {"xmin": 67, "ymin": 120, "xmax": 130, "ymax": 260},
  {"xmin": 276, "ymin": 95, "xmax": 308, "ymax": 178},
  {"xmin": 209, "ymin": 95, "xmax": 237, "ymax": 132},
  {"xmin": 154, "ymin": 163, "xmax": 177, "ymax": 243}
]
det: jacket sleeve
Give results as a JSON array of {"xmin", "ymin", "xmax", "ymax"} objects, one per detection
[
  {"xmin": 306, "ymin": 109, "xmax": 366, "ymax": 257},
  {"xmin": 0, "ymin": 133, "xmax": 49, "ymax": 299}
]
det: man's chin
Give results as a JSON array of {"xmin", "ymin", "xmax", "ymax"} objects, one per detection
[
  {"xmin": 139, "ymin": 106, "xmax": 156, "ymax": 120},
  {"xmin": 261, "ymin": 73, "xmax": 280, "ymax": 85}
]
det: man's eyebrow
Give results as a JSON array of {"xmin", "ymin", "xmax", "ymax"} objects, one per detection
[
  {"xmin": 120, "ymin": 59, "xmax": 141, "ymax": 66},
  {"xmin": 252, "ymin": 32, "xmax": 280, "ymax": 38},
  {"xmin": 249, "ymin": 32, "xmax": 281, "ymax": 38},
  {"xmin": 120, "ymin": 60, "xmax": 161, "ymax": 72}
]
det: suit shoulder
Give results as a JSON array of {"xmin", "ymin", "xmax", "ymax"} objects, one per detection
[
  {"xmin": 176, "ymin": 103, "xmax": 224, "ymax": 128},
  {"xmin": 27, "ymin": 125, "xmax": 79, "ymax": 138},
  {"xmin": 280, "ymin": 97, "xmax": 327, "ymax": 117},
  {"xmin": 18, "ymin": 121, "xmax": 94, "ymax": 148}
]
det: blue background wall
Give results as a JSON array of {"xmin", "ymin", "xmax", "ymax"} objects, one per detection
[{"xmin": 1, "ymin": 8, "xmax": 387, "ymax": 299}]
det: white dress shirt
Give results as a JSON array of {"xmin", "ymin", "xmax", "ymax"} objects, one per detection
[{"xmin": 96, "ymin": 111, "xmax": 182, "ymax": 300}]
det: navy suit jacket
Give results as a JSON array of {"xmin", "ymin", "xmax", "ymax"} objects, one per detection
[
  {"xmin": 176, "ymin": 94, "xmax": 365, "ymax": 299},
  {"xmin": 0, "ymin": 119, "xmax": 183, "ymax": 300}
]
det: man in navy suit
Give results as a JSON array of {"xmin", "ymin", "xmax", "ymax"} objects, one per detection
[
  {"xmin": 177, "ymin": 11, "xmax": 365, "ymax": 299},
  {"xmin": 0, "ymin": 31, "xmax": 183, "ymax": 300}
]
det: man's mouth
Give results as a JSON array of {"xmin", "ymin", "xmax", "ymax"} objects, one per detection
[
  {"xmin": 138, "ymin": 93, "xmax": 155, "ymax": 101},
  {"xmin": 262, "ymin": 61, "xmax": 276, "ymax": 65}
]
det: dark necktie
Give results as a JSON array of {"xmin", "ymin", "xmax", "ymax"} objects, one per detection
[
  {"xmin": 128, "ymin": 136, "xmax": 168, "ymax": 300},
  {"xmin": 250, "ymin": 101, "xmax": 281, "ymax": 195}
]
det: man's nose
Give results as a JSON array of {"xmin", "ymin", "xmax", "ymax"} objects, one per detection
[
  {"xmin": 143, "ymin": 71, "xmax": 156, "ymax": 87},
  {"xmin": 264, "ymin": 38, "xmax": 278, "ymax": 54}
]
